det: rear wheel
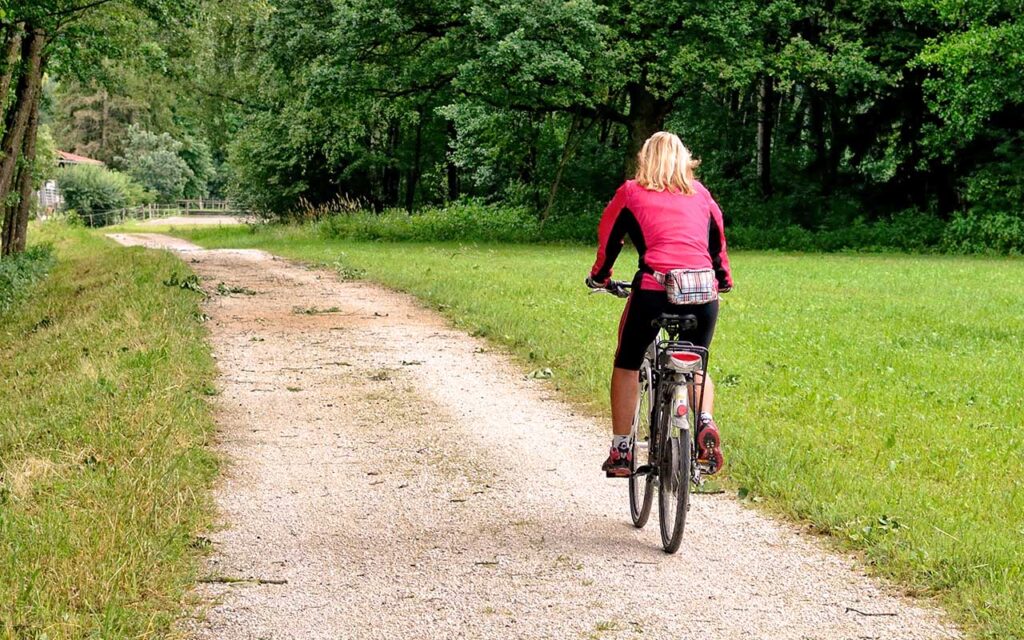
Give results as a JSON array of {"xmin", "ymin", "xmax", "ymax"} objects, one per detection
[
  {"xmin": 629, "ymin": 359, "xmax": 655, "ymax": 528},
  {"xmin": 658, "ymin": 392, "xmax": 692, "ymax": 553}
]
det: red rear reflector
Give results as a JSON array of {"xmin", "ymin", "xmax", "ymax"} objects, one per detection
[
  {"xmin": 671, "ymin": 352, "xmax": 701, "ymax": 364},
  {"xmin": 676, "ymin": 404, "xmax": 688, "ymax": 417}
]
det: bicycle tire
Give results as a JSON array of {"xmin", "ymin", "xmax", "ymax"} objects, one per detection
[
  {"xmin": 658, "ymin": 388, "xmax": 693, "ymax": 553},
  {"xmin": 629, "ymin": 358, "xmax": 655, "ymax": 528}
]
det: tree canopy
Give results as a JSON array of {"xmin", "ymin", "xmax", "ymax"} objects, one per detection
[{"xmin": 3, "ymin": 0, "xmax": 1023, "ymax": 252}]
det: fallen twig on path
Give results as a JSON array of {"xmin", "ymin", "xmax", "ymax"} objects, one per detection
[
  {"xmin": 845, "ymin": 607, "xmax": 896, "ymax": 617},
  {"xmin": 199, "ymin": 575, "xmax": 288, "ymax": 586}
]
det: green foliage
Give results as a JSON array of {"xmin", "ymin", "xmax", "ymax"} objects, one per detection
[
  {"xmin": 918, "ymin": 11, "xmax": 1024, "ymax": 146},
  {"xmin": 226, "ymin": 111, "xmax": 314, "ymax": 215},
  {"xmin": 942, "ymin": 212, "xmax": 1024, "ymax": 255},
  {"xmin": 317, "ymin": 201, "xmax": 541, "ymax": 243},
  {"xmin": 26, "ymin": 0, "xmax": 1024, "ymax": 251},
  {"xmin": 311, "ymin": 203, "xmax": 957, "ymax": 252},
  {"xmin": 32, "ymin": 125, "xmax": 58, "ymax": 188},
  {"xmin": 729, "ymin": 211, "xmax": 947, "ymax": 253},
  {"xmin": 917, "ymin": 9, "xmax": 1024, "ymax": 228},
  {"xmin": 178, "ymin": 134, "xmax": 216, "ymax": 198},
  {"xmin": 33, "ymin": 0, "xmax": 1023, "ymax": 248},
  {"xmin": 0, "ymin": 244, "xmax": 54, "ymax": 314},
  {"xmin": 57, "ymin": 164, "xmax": 149, "ymax": 227},
  {"xmin": 62, "ymin": 209, "xmax": 84, "ymax": 227},
  {"xmin": 117, "ymin": 125, "xmax": 196, "ymax": 203}
]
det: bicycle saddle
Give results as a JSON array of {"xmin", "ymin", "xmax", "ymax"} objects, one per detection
[{"xmin": 652, "ymin": 313, "xmax": 698, "ymax": 332}]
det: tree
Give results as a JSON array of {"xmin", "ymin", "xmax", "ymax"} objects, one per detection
[
  {"xmin": 39, "ymin": 0, "xmax": 1020, "ymax": 245},
  {"xmin": 1, "ymin": 0, "xmax": 198, "ymax": 254},
  {"xmin": 0, "ymin": 26, "xmax": 45, "ymax": 255},
  {"xmin": 917, "ymin": 5, "xmax": 1024, "ymax": 219},
  {"xmin": 116, "ymin": 124, "xmax": 194, "ymax": 202}
]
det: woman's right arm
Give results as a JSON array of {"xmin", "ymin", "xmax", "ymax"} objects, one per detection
[{"xmin": 589, "ymin": 182, "xmax": 634, "ymax": 285}]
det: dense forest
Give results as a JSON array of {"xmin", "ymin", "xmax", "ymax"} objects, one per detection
[{"xmin": 2, "ymin": 0, "xmax": 1023, "ymax": 252}]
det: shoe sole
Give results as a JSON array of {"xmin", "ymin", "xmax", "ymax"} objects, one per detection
[
  {"xmin": 697, "ymin": 428, "xmax": 723, "ymax": 475},
  {"xmin": 605, "ymin": 467, "xmax": 631, "ymax": 478}
]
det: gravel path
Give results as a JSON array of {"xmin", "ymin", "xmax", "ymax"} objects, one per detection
[{"xmin": 110, "ymin": 233, "xmax": 961, "ymax": 640}]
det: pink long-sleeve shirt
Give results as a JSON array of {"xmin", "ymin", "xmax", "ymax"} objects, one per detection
[{"xmin": 590, "ymin": 179, "xmax": 733, "ymax": 291}]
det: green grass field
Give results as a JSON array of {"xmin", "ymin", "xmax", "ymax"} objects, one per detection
[
  {"xmin": 0, "ymin": 225, "xmax": 217, "ymax": 638},
  {"xmin": 169, "ymin": 222, "xmax": 1023, "ymax": 639}
]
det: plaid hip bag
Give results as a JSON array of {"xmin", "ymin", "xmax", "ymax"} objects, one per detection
[{"xmin": 653, "ymin": 268, "xmax": 718, "ymax": 305}]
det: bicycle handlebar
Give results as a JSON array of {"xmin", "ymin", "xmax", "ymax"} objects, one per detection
[{"xmin": 587, "ymin": 278, "xmax": 632, "ymax": 299}]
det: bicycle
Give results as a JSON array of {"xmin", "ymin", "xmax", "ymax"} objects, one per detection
[{"xmin": 590, "ymin": 279, "xmax": 713, "ymax": 553}]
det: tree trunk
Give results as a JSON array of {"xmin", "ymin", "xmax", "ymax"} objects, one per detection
[
  {"xmin": 826, "ymin": 105, "xmax": 844, "ymax": 196},
  {"xmin": 9, "ymin": 97, "xmax": 41, "ymax": 254},
  {"xmin": 0, "ymin": 24, "xmax": 24, "ymax": 127},
  {"xmin": 785, "ymin": 84, "xmax": 805, "ymax": 147},
  {"xmin": 380, "ymin": 121, "xmax": 401, "ymax": 207},
  {"xmin": 100, "ymin": 88, "xmax": 109, "ymax": 159},
  {"xmin": 624, "ymin": 84, "xmax": 669, "ymax": 176},
  {"xmin": 542, "ymin": 114, "xmax": 581, "ymax": 223},
  {"xmin": 598, "ymin": 116, "xmax": 612, "ymax": 145},
  {"xmin": 446, "ymin": 121, "xmax": 459, "ymax": 201},
  {"xmin": 808, "ymin": 91, "xmax": 827, "ymax": 193},
  {"xmin": 404, "ymin": 115, "xmax": 423, "ymax": 213},
  {"xmin": 0, "ymin": 29, "xmax": 44, "ymax": 231},
  {"xmin": 522, "ymin": 121, "xmax": 539, "ymax": 209},
  {"xmin": 756, "ymin": 74, "xmax": 775, "ymax": 198}
]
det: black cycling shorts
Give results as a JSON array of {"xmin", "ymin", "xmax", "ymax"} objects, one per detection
[{"xmin": 614, "ymin": 279, "xmax": 719, "ymax": 371}]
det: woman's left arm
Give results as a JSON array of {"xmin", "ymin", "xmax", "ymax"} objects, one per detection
[{"xmin": 700, "ymin": 185, "xmax": 733, "ymax": 291}]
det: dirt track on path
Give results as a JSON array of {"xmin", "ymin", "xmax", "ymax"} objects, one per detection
[
  {"xmin": 138, "ymin": 215, "xmax": 249, "ymax": 226},
  {"xmin": 109, "ymin": 232, "xmax": 960, "ymax": 640}
]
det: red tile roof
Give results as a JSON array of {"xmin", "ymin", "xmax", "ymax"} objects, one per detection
[{"xmin": 58, "ymin": 150, "xmax": 104, "ymax": 166}]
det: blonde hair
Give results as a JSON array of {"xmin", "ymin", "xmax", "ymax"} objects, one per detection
[{"xmin": 634, "ymin": 131, "xmax": 700, "ymax": 195}]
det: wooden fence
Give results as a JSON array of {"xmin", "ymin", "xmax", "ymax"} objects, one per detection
[{"xmin": 44, "ymin": 202, "xmax": 251, "ymax": 227}]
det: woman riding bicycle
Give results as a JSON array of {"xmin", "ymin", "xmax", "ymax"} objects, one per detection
[{"xmin": 586, "ymin": 131, "xmax": 733, "ymax": 478}]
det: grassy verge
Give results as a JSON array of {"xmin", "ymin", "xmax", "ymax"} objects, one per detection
[
  {"xmin": 174, "ymin": 222, "xmax": 1023, "ymax": 639},
  {"xmin": 0, "ymin": 224, "xmax": 217, "ymax": 638},
  {"xmin": 0, "ymin": 244, "xmax": 56, "ymax": 314}
]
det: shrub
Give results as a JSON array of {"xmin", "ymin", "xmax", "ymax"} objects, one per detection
[
  {"xmin": 63, "ymin": 209, "xmax": 84, "ymax": 227},
  {"xmin": 728, "ymin": 210, "xmax": 946, "ymax": 253},
  {"xmin": 942, "ymin": 212, "xmax": 1024, "ymax": 255},
  {"xmin": 57, "ymin": 165, "xmax": 148, "ymax": 227},
  {"xmin": 0, "ymin": 244, "xmax": 55, "ymax": 314},
  {"xmin": 297, "ymin": 198, "xmax": 1019, "ymax": 256},
  {"xmin": 523, "ymin": 183, "xmax": 614, "ymax": 243},
  {"xmin": 317, "ymin": 201, "xmax": 541, "ymax": 242}
]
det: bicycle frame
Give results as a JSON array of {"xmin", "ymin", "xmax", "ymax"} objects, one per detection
[
  {"xmin": 644, "ymin": 336, "xmax": 710, "ymax": 485},
  {"xmin": 594, "ymin": 278, "xmax": 715, "ymax": 550}
]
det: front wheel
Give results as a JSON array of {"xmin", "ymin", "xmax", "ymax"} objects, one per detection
[
  {"xmin": 658, "ymin": 405, "xmax": 692, "ymax": 553},
  {"xmin": 629, "ymin": 359, "xmax": 655, "ymax": 528}
]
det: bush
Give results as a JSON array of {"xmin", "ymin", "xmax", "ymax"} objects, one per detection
[
  {"xmin": 942, "ymin": 212, "xmax": 1024, "ymax": 255},
  {"xmin": 317, "ymin": 201, "xmax": 542, "ymax": 242},
  {"xmin": 299, "ymin": 198, "xmax": 1024, "ymax": 256},
  {"xmin": 728, "ymin": 211, "xmax": 947, "ymax": 253},
  {"xmin": 0, "ymin": 244, "xmax": 55, "ymax": 314},
  {"xmin": 57, "ymin": 165, "xmax": 149, "ymax": 227}
]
